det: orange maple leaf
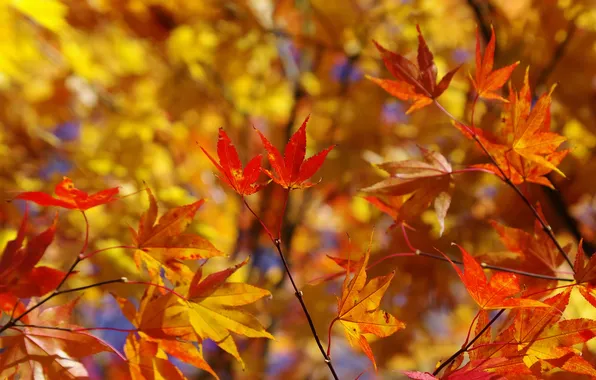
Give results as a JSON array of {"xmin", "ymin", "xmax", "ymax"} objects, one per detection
[
  {"xmin": 478, "ymin": 208, "xmax": 569, "ymax": 290},
  {"xmin": 456, "ymin": 69, "xmax": 568, "ymax": 187},
  {"xmin": 15, "ymin": 177, "xmax": 119, "ymax": 211},
  {"xmin": 495, "ymin": 288, "xmax": 596, "ymax": 377},
  {"xmin": 201, "ymin": 128, "xmax": 264, "ymax": 196},
  {"xmin": 254, "ymin": 115, "xmax": 334, "ymax": 190},
  {"xmin": 442, "ymin": 244, "xmax": 547, "ymax": 310},
  {"xmin": 367, "ymin": 25, "xmax": 461, "ymax": 114},
  {"xmin": 118, "ymin": 289, "xmax": 219, "ymax": 380},
  {"xmin": 130, "ymin": 188, "xmax": 225, "ymax": 280},
  {"xmin": 572, "ymin": 240, "xmax": 596, "ymax": 308},
  {"xmin": 329, "ymin": 246, "xmax": 405, "ymax": 371},
  {"xmin": 471, "ymin": 26, "xmax": 519, "ymax": 101}
]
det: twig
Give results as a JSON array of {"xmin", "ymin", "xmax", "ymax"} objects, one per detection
[
  {"xmin": 242, "ymin": 197, "xmax": 339, "ymax": 379},
  {"xmin": 14, "ymin": 324, "xmax": 137, "ymax": 334},
  {"xmin": 433, "ymin": 309, "xmax": 505, "ymax": 375},
  {"xmin": 434, "ymin": 100, "xmax": 575, "ymax": 270},
  {"xmin": 0, "ymin": 278, "xmax": 127, "ymax": 335},
  {"xmin": 273, "ymin": 239, "xmax": 339, "ymax": 379},
  {"xmin": 415, "ymin": 250, "xmax": 573, "ymax": 282}
]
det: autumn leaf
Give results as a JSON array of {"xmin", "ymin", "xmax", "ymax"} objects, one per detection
[
  {"xmin": 477, "ymin": 210, "xmax": 570, "ymax": 294},
  {"xmin": 329, "ymin": 246, "xmax": 405, "ymax": 371},
  {"xmin": 367, "ymin": 25, "xmax": 461, "ymax": 114},
  {"xmin": 124, "ymin": 334, "xmax": 186, "ymax": 380},
  {"xmin": 456, "ymin": 69, "xmax": 568, "ymax": 187},
  {"xmin": 0, "ymin": 299, "xmax": 119, "ymax": 379},
  {"xmin": 362, "ymin": 147, "xmax": 454, "ymax": 235},
  {"xmin": 468, "ymin": 310, "xmax": 493, "ymax": 361},
  {"xmin": 574, "ymin": 239, "xmax": 596, "ymax": 285},
  {"xmin": 200, "ymin": 128, "xmax": 264, "ymax": 195},
  {"xmin": 494, "ymin": 288, "xmax": 596, "ymax": 377},
  {"xmin": 130, "ymin": 188, "xmax": 225, "ymax": 280},
  {"xmin": 15, "ymin": 177, "xmax": 119, "ymax": 211},
  {"xmin": 254, "ymin": 115, "xmax": 334, "ymax": 189},
  {"xmin": 0, "ymin": 210, "xmax": 67, "ymax": 305},
  {"xmin": 118, "ymin": 257, "xmax": 273, "ymax": 369},
  {"xmin": 124, "ymin": 331, "xmax": 219, "ymax": 380},
  {"xmin": 572, "ymin": 240, "xmax": 596, "ymax": 307},
  {"xmin": 442, "ymin": 244, "xmax": 547, "ymax": 310},
  {"xmin": 471, "ymin": 26, "xmax": 519, "ymax": 101}
]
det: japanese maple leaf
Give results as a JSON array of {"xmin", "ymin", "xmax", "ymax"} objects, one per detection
[
  {"xmin": 254, "ymin": 115, "xmax": 334, "ymax": 189},
  {"xmin": 572, "ymin": 240, "xmax": 596, "ymax": 307},
  {"xmin": 123, "ymin": 331, "xmax": 219, "ymax": 380},
  {"xmin": 362, "ymin": 147, "xmax": 454, "ymax": 235},
  {"xmin": 478, "ymin": 211, "xmax": 570, "ymax": 294},
  {"xmin": 456, "ymin": 69, "xmax": 568, "ymax": 187},
  {"xmin": 442, "ymin": 245, "xmax": 547, "ymax": 310},
  {"xmin": 471, "ymin": 26, "xmax": 519, "ymax": 101},
  {"xmin": 200, "ymin": 128, "xmax": 263, "ymax": 195},
  {"xmin": 15, "ymin": 177, "xmax": 119, "ymax": 210},
  {"xmin": 574, "ymin": 240, "xmax": 596, "ymax": 285},
  {"xmin": 329, "ymin": 247, "xmax": 405, "ymax": 371},
  {"xmin": 0, "ymin": 210, "xmax": 67, "ymax": 311},
  {"xmin": 130, "ymin": 188, "xmax": 225, "ymax": 280},
  {"xmin": 405, "ymin": 358, "xmax": 530, "ymax": 379},
  {"xmin": 495, "ymin": 288, "xmax": 596, "ymax": 377},
  {"xmin": 0, "ymin": 299, "xmax": 119, "ymax": 379},
  {"xmin": 367, "ymin": 25, "xmax": 461, "ymax": 114},
  {"xmin": 124, "ymin": 334, "xmax": 186, "ymax": 380},
  {"xmin": 120, "ymin": 257, "xmax": 273, "ymax": 369}
]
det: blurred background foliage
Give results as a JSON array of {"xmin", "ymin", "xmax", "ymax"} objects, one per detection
[{"xmin": 2, "ymin": 0, "xmax": 596, "ymax": 378}]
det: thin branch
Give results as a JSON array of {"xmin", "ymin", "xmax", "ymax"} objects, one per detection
[
  {"xmin": 243, "ymin": 195, "xmax": 339, "ymax": 379},
  {"xmin": 273, "ymin": 239, "xmax": 339, "ymax": 380},
  {"xmin": 415, "ymin": 250, "xmax": 573, "ymax": 282},
  {"xmin": 15, "ymin": 324, "xmax": 137, "ymax": 334},
  {"xmin": 434, "ymin": 100, "xmax": 575, "ymax": 270},
  {"xmin": 0, "ymin": 278, "xmax": 127, "ymax": 335},
  {"xmin": 433, "ymin": 309, "xmax": 506, "ymax": 376}
]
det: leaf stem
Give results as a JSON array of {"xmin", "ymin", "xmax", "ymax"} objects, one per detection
[
  {"xmin": 327, "ymin": 317, "xmax": 338, "ymax": 356},
  {"xmin": 277, "ymin": 188, "xmax": 290, "ymax": 240},
  {"xmin": 126, "ymin": 281, "xmax": 188, "ymax": 301},
  {"xmin": 433, "ymin": 100, "xmax": 575, "ymax": 270},
  {"xmin": 242, "ymin": 197, "xmax": 274, "ymax": 241},
  {"xmin": 433, "ymin": 309, "xmax": 505, "ymax": 376},
  {"xmin": 81, "ymin": 245, "xmax": 139, "ymax": 260}
]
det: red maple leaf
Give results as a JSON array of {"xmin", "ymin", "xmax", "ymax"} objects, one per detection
[
  {"xmin": 471, "ymin": 26, "xmax": 519, "ymax": 101},
  {"xmin": 254, "ymin": 115, "xmax": 334, "ymax": 189},
  {"xmin": 0, "ymin": 210, "xmax": 67, "ymax": 313},
  {"xmin": 15, "ymin": 177, "xmax": 119, "ymax": 211},
  {"xmin": 201, "ymin": 128, "xmax": 264, "ymax": 196},
  {"xmin": 367, "ymin": 25, "xmax": 461, "ymax": 113}
]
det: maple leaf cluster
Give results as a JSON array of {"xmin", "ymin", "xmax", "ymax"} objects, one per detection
[{"xmin": 2, "ymin": 3, "xmax": 596, "ymax": 379}]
